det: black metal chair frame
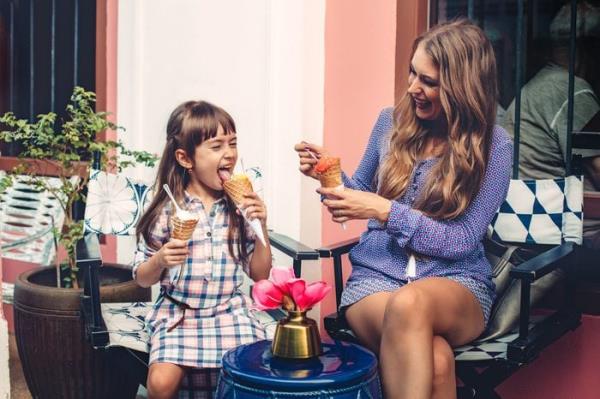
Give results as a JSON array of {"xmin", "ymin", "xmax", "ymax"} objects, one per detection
[{"xmin": 76, "ymin": 231, "xmax": 320, "ymax": 388}]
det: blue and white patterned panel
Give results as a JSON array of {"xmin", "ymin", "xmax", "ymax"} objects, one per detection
[
  {"xmin": 84, "ymin": 170, "xmax": 154, "ymax": 236},
  {"xmin": 101, "ymin": 302, "xmax": 284, "ymax": 353},
  {"xmin": 454, "ymin": 315, "xmax": 545, "ymax": 361},
  {"xmin": 489, "ymin": 176, "xmax": 583, "ymax": 245},
  {"xmin": 0, "ymin": 173, "xmax": 70, "ymax": 264}
]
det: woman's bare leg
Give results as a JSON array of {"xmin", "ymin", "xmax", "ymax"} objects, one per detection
[
  {"xmin": 432, "ymin": 335, "xmax": 457, "ymax": 399},
  {"xmin": 345, "ymin": 291, "xmax": 392, "ymax": 353},
  {"xmin": 379, "ymin": 277, "xmax": 484, "ymax": 399},
  {"xmin": 147, "ymin": 362, "xmax": 186, "ymax": 399},
  {"xmin": 345, "ymin": 278, "xmax": 484, "ymax": 399}
]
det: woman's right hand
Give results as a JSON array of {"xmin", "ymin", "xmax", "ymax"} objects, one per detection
[
  {"xmin": 293, "ymin": 141, "xmax": 329, "ymax": 180},
  {"xmin": 156, "ymin": 239, "xmax": 189, "ymax": 269}
]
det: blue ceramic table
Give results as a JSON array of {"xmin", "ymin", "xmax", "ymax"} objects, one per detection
[{"xmin": 215, "ymin": 340, "xmax": 382, "ymax": 398}]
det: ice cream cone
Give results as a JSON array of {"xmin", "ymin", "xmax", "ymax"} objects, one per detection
[
  {"xmin": 223, "ymin": 173, "xmax": 267, "ymax": 247},
  {"xmin": 316, "ymin": 157, "xmax": 342, "ymax": 188},
  {"xmin": 169, "ymin": 212, "xmax": 200, "ymax": 284},
  {"xmin": 171, "ymin": 215, "xmax": 199, "ymax": 240},
  {"xmin": 315, "ymin": 157, "xmax": 346, "ymax": 229},
  {"xmin": 223, "ymin": 174, "xmax": 253, "ymax": 205}
]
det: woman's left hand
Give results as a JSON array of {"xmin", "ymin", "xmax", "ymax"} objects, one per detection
[
  {"xmin": 318, "ymin": 187, "xmax": 392, "ymax": 224},
  {"xmin": 239, "ymin": 192, "xmax": 268, "ymax": 227}
]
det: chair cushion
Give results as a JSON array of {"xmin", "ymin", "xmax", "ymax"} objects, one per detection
[
  {"xmin": 101, "ymin": 302, "xmax": 286, "ymax": 353},
  {"xmin": 454, "ymin": 315, "xmax": 546, "ymax": 361}
]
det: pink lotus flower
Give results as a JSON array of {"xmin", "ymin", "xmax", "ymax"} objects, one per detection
[{"xmin": 252, "ymin": 267, "xmax": 332, "ymax": 312}]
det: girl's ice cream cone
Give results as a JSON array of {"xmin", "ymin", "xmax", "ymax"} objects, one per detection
[
  {"xmin": 169, "ymin": 210, "xmax": 200, "ymax": 284},
  {"xmin": 222, "ymin": 173, "xmax": 267, "ymax": 247},
  {"xmin": 223, "ymin": 174, "xmax": 253, "ymax": 205},
  {"xmin": 315, "ymin": 157, "xmax": 342, "ymax": 188},
  {"xmin": 171, "ymin": 214, "xmax": 200, "ymax": 240}
]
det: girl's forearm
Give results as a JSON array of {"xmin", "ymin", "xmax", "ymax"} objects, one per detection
[
  {"xmin": 249, "ymin": 230, "xmax": 272, "ymax": 281},
  {"xmin": 135, "ymin": 255, "xmax": 165, "ymax": 287}
]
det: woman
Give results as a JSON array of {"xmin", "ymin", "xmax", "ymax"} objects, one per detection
[{"xmin": 295, "ymin": 20, "xmax": 512, "ymax": 399}]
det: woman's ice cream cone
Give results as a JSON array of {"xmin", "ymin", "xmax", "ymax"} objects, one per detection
[
  {"xmin": 316, "ymin": 157, "xmax": 342, "ymax": 188},
  {"xmin": 315, "ymin": 156, "xmax": 346, "ymax": 230}
]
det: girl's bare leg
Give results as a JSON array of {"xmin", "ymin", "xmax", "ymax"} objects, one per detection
[{"xmin": 147, "ymin": 362, "xmax": 186, "ymax": 399}]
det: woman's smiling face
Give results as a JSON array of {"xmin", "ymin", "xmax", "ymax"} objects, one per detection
[{"xmin": 407, "ymin": 44, "xmax": 443, "ymax": 122}]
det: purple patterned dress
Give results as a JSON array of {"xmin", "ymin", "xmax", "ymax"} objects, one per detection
[{"xmin": 340, "ymin": 108, "xmax": 513, "ymax": 324}]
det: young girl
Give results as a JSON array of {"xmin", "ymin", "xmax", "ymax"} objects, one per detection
[
  {"xmin": 296, "ymin": 20, "xmax": 512, "ymax": 399},
  {"xmin": 133, "ymin": 100, "xmax": 272, "ymax": 399}
]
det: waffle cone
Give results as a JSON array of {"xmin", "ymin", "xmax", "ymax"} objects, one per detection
[
  {"xmin": 223, "ymin": 175, "xmax": 253, "ymax": 205},
  {"xmin": 171, "ymin": 216, "xmax": 199, "ymax": 240},
  {"xmin": 318, "ymin": 159, "xmax": 342, "ymax": 188}
]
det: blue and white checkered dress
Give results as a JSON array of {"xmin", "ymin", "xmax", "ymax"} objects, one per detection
[
  {"xmin": 133, "ymin": 193, "xmax": 266, "ymax": 369},
  {"xmin": 339, "ymin": 108, "xmax": 513, "ymax": 324}
]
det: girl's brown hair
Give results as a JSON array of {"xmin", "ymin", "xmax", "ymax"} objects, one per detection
[
  {"xmin": 136, "ymin": 100, "xmax": 249, "ymax": 264},
  {"xmin": 378, "ymin": 19, "xmax": 498, "ymax": 219}
]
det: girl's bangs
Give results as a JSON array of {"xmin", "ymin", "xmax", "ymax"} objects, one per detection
[{"xmin": 183, "ymin": 105, "xmax": 237, "ymax": 145}]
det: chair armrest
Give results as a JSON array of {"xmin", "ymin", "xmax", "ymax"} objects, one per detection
[
  {"xmin": 509, "ymin": 242, "xmax": 575, "ymax": 282},
  {"xmin": 268, "ymin": 231, "xmax": 319, "ymax": 261},
  {"xmin": 572, "ymin": 131, "xmax": 600, "ymax": 150},
  {"xmin": 268, "ymin": 231, "xmax": 320, "ymax": 278},
  {"xmin": 318, "ymin": 237, "xmax": 360, "ymax": 258},
  {"xmin": 76, "ymin": 233, "xmax": 109, "ymax": 348}
]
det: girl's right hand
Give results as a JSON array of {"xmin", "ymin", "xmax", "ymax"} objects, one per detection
[
  {"xmin": 156, "ymin": 239, "xmax": 189, "ymax": 269},
  {"xmin": 293, "ymin": 141, "xmax": 329, "ymax": 180}
]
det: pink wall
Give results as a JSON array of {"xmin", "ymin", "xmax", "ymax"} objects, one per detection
[
  {"xmin": 321, "ymin": 0, "xmax": 397, "ymax": 326},
  {"xmin": 95, "ymin": 0, "xmax": 119, "ymax": 263}
]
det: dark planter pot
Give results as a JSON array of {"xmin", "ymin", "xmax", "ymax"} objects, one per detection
[{"xmin": 13, "ymin": 263, "xmax": 150, "ymax": 399}]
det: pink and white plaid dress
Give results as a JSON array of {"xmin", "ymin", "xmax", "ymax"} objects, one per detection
[{"xmin": 132, "ymin": 192, "xmax": 266, "ymax": 369}]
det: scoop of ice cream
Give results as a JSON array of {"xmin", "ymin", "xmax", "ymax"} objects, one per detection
[
  {"xmin": 315, "ymin": 157, "xmax": 339, "ymax": 174},
  {"xmin": 229, "ymin": 173, "xmax": 250, "ymax": 181},
  {"xmin": 175, "ymin": 209, "xmax": 198, "ymax": 221}
]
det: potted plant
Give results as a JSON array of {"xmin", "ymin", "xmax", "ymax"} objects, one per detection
[{"xmin": 0, "ymin": 87, "xmax": 158, "ymax": 399}]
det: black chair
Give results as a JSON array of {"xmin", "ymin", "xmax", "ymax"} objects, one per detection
[
  {"xmin": 319, "ymin": 173, "xmax": 584, "ymax": 399},
  {"xmin": 75, "ymin": 170, "xmax": 320, "ymax": 390}
]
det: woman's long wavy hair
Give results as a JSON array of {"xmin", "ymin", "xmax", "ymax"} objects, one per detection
[
  {"xmin": 378, "ymin": 19, "xmax": 498, "ymax": 220},
  {"xmin": 136, "ymin": 101, "xmax": 249, "ymax": 264}
]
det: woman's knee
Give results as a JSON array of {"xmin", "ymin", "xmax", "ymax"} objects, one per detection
[
  {"xmin": 383, "ymin": 287, "xmax": 432, "ymax": 328},
  {"xmin": 432, "ymin": 336, "xmax": 455, "ymax": 387},
  {"xmin": 147, "ymin": 364, "xmax": 184, "ymax": 398}
]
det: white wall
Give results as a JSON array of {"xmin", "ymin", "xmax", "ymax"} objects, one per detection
[{"xmin": 117, "ymin": 0, "xmax": 325, "ymax": 301}]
